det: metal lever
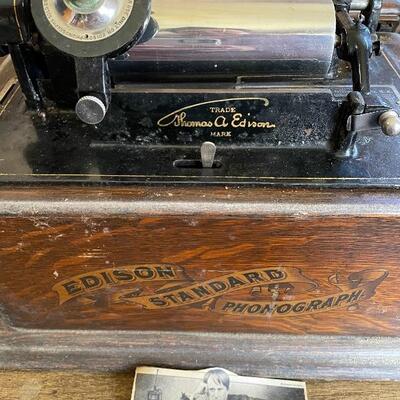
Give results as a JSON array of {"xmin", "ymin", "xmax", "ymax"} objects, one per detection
[
  {"xmin": 334, "ymin": 1, "xmax": 381, "ymax": 94},
  {"xmin": 335, "ymin": 91, "xmax": 400, "ymax": 158},
  {"xmin": 347, "ymin": 108, "xmax": 400, "ymax": 137},
  {"xmin": 335, "ymin": 11, "xmax": 375, "ymax": 94},
  {"xmin": 201, "ymin": 142, "xmax": 217, "ymax": 168}
]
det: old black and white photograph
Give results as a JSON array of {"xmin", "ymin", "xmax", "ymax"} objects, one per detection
[{"xmin": 131, "ymin": 367, "xmax": 307, "ymax": 400}]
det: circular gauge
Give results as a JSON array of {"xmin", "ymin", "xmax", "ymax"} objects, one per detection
[
  {"xmin": 42, "ymin": 0, "xmax": 134, "ymax": 43},
  {"xmin": 31, "ymin": 0, "xmax": 150, "ymax": 57}
]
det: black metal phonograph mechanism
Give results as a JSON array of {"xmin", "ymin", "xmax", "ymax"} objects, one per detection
[{"xmin": 0, "ymin": 0, "xmax": 399, "ymax": 186}]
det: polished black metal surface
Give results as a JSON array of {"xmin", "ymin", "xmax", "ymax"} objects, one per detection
[{"xmin": 0, "ymin": 33, "xmax": 399, "ymax": 188}]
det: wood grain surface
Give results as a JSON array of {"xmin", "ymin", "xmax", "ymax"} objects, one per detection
[
  {"xmin": 1, "ymin": 186, "xmax": 400, "ymax": 335},
  {"xmin": 1, "ymin": 371, "xmax": 400, "ymax": 400}
]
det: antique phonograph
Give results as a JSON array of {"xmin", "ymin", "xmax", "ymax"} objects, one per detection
[{"xmin": 1, "ymin": 0, "xmax": 400, "ymax": 380}]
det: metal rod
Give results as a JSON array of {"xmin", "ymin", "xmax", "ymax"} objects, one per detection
[
  {"xmin": 125, "ymin": 0, "xmax": 336, "ymax": 78},
  {"xmin": 351, "ymin": 0, "xmax": 370, "ymax": 10}
]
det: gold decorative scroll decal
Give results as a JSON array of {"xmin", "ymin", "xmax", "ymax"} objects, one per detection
[
  {"xmin": 209, "ymin": 269, "xmax": 388, "ymax": 317},
  {"xmin": 53, "ymin": 266, "xmax": 388, "ymax": 318},
  {"xmin": 53, "ymin": 264, "xmax": 190, "ymax": 305},
  {"xmin": 112, "ymin": 267, "xmax": 315, "ymax": 309}
]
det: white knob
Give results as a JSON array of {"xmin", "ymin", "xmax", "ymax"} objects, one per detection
[{"xmin": 379, "ymin": 110, "xmax": 400, "ymax": 137}]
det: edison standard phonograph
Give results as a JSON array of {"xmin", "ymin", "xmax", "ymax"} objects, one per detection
[{"xmin": 0, "ymin": 0, "xmax": 399, "ymax": 184}]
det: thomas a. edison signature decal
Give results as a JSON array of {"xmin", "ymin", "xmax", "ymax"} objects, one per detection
[
  {"xmin": 157, "ymin": 98, "xmax": 276, "ymax": 138},
  {"xmin": 52, "ymin": 265, "xmax": 388, "ymax": 318}
]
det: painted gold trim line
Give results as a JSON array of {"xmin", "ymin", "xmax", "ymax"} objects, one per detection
[
  {"xmin": 0, "ymin": 82, "xmax": 19, "ymax": 117},
  {"xmin": 382, "ymin": 50, "xmax": 400, "ymax": 81},
  {"xmin": 0, "ymin": 172, "xmax": 399, "ymax": 181},
  {"xmin": 13, "ymin": 0, "xmax": 24, "ymax": 41}
]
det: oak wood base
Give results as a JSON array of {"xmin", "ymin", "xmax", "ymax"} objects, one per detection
[
  {"xmin": 3, "ymin": 371, "xmax": 400, "ymax": 400},
  {"xmin": 2, "ymin": 185, "xmax": 400, "ymax": 378}
]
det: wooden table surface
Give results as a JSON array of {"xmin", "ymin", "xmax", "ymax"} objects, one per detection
[{"xmin": 1, "ymin": 372, "xmax": 400, "ymax": 400}]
